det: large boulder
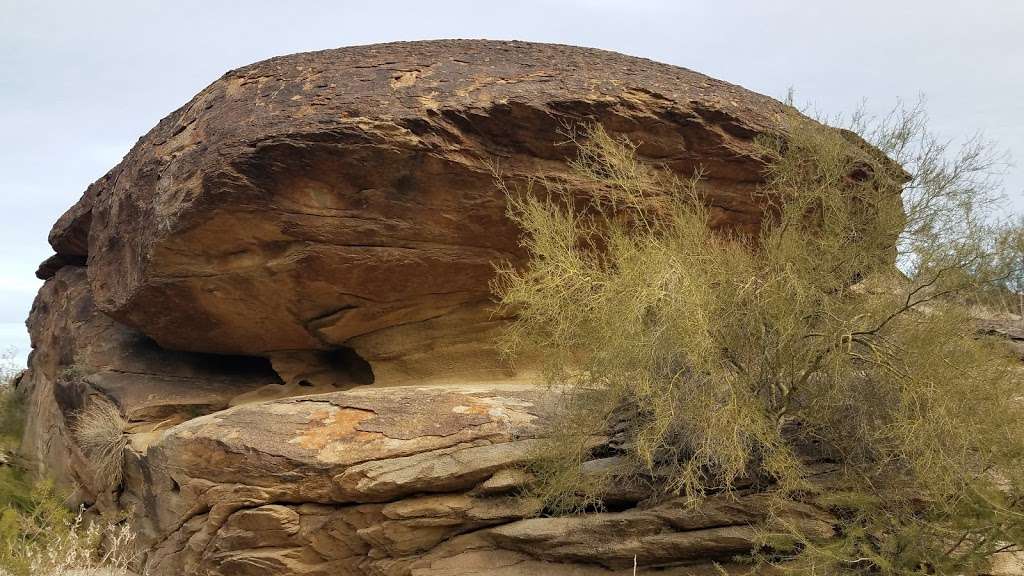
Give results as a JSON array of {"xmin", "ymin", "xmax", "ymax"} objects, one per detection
[
  {"xmin": 20, "ymin": 40, "xmax": 870, "ymax": 575},
  {"xmin": 46, "ymin": 39, "xmax": 792, "ymax": 384}
]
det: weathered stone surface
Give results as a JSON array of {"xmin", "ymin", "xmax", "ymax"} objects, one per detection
[
  {"xmin": 976, "ymin": 313, "xmax": 1024, "ymax": 359},
  {"xmin": 47, "ymin": 39, "xmax": 799, "ymax": 384},
  {"xmin": 20, "ymin": 40, "xmax": 880, "ymax": 576},
  {"xmin": 487, "ymin": 495, "xmax": 831, "ymax": 568},
  {"xmin": 119, "ymin": 385, "xmax": 818, "ymax": 575},
  {"xmin": 49, "ymin": 171, "xmax": 107, "ymax": 259},
  {"xmin": 19, "ymin": 267, "xmax": 278, "ymax": 499},
  {"xmin": 35, "ymin": 253, "xmax": 86, "ymax": 280}
]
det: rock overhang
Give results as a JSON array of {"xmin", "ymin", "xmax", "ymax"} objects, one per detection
[
  {"xmin": 16, "ymin": 40, "xmax": 923, "ymax": 576},
  {"xmin": 43, "ymin": 40, "xmax": 801, "ymax": 384}
]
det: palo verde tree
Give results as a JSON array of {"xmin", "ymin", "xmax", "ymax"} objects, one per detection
[{"xmin": 491, "ymin": 105, "xmax": 1024, "ymax": 574}]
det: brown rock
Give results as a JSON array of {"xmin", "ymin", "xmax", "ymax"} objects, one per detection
[
  {"xmin": 21, "ymin": 41, "xmax": 873, "ymax": 576},
  {"xmin": 49, "ymin": 39, "xmax": 803, "ymax": 384},
  {"xmin": 975, "ymin": 313, "xmax": 1024, "ymax": 359},
  {"xmin": 118, "ymin": 384, "xmax": 819, "ymax": 575},
  {"xmin": 18, "ymin": 267, "xmax": 278, "ymax": 497},
  {"xmin": 49, "ymin": 170, "xmax": 109, "ymax": 258},
  {"xmin": 19, "ymin": 271, "xmax": 828, "ymax": 574},
  {"xmin": 486, "ymin": 495, "xmax": 831, "ymax": 568},
  {"xmin": 34, "ymin": 253, "xmax": 86, "ymax": 280},
  {"xmin": 123, "ymin": 385, "xmax": 549, "ymax": 573}
]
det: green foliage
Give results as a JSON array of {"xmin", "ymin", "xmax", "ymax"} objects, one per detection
[
  {"xmin": 0, "ymin": 481, "xmax": 75, "ymax": 575},
  {"xmin": 971, "ymin": 216, "xmax": 1024, "ymax": 314},
  {"xmin": 0, "ymin": 351, "xmax": 23, "ymax": 454},
  {"xmin": 1, "ymin": 356, "xmax": 138, "ymax": 575},
  {"xmin": 1, "ymin": 351, "xmax": 30, "ymax": 518},
  {"xmin": 0, "ymin": 480, "xmax": 138, "ymax": 576},
  {"xmin": 493, "ymin": 110, "xmax": 1024, "ymax": 574}
]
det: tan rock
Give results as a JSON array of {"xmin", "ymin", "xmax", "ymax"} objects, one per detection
[
  {"xmin": 18, "ymin": 267, "xmax": 278, "ymax": 497},
  {"xmin": 21, "ymin": 41, "xmax": 874, "ymax": 576},
  {"xmin": 111, "ymin": 385, "xmax": 829, "ymax": 575}
]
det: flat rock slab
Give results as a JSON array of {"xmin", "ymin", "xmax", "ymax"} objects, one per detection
[{"xmin": 124, "ymin": 384, "xmax": 827, "ymax": 576}]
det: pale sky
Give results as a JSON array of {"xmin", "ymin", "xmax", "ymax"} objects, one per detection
[{"xmin": 2, "ymin": 0, "xmax": 1022, "ymax": 367}]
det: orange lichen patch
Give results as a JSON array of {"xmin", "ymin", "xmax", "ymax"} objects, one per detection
[
  {"xmin": 450, "ymin": 400, "xmax": 493, "ymax": 418},
  {"xmin": 290, "ymin": 406, "xmax": 380, "ymax": 451},
  {"xmin": 390, "ymin": 70, "xmax": 420, "ymax": 90}
]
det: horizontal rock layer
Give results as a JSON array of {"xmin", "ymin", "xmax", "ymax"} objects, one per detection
[
  {"xmin": 123, "ymin": 384, "xmax": 830, "ymax": 575},
  {"xmin": 19, "ymin": 267, "xmax": 280, "ymax": 503},
  {"xmin": 45, "ymin": 39, "xmax": 798, "ymax": 385}
]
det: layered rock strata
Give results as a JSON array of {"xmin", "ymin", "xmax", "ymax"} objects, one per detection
[{"xmin": 20, "ymin": 40, "xmax": 868, "ymax": 574}]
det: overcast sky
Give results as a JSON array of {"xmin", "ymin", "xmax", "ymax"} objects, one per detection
[{"xmin": 1, "ymin": 0, "xmax": 1022, "ymax": 366}]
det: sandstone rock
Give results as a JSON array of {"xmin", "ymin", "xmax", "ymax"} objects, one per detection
[
  {"xmin": 483, "ymin": 495, "xmax": 832, "ymax": 569},
  {"xmin": 18, "ymin": 267, "xmax": 278, "ymax": 497},
  {"xmin": 123, "ymin": 385, "xmax": 549, "ymax": 574},
  {"xmin": 119, "ymin": 384, "xmax": 820, "ymax": 575},
  {"xmin": 20, "ymin": 40, "xmax": 878, "ymax": 575},
  {"xmin": 35, "ymin": 253, "xmax": 86, "ymax": 280},
  {"xmin": 48, "ymin": 171, "xmax": 107, "ymax": 259},
  {"xmin": 975, "ymin": 313, "xmax": 1024, "ymax": 359},
  {"xmin": 46, "ymin": 39, "xmax": 803, "ymax": 385}
]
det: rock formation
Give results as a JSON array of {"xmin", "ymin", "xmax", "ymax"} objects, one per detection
[{"xmin": 20, "ymin": 40, "xmax": 866, "ymax": 574}]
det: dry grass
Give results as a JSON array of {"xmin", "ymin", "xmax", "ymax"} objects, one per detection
[
  {"xmin": 71, "ymin": 399, "xmax": 128, "ymax": 491},
  {"xmin": 0, "ymin": 351, "xmax": 29, "ymax": 514},
  {"xmin": 0, "ymin": 350, "xmax": 22, "ymax": 452},
  {"xmin": 1, "ymin": 484, "xmax": 139, "ymax": 576},
  {"xmin": 2, "ymin": 354, "xmax": 139, "ymax": 575}
]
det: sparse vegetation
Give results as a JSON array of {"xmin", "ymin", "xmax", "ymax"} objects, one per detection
[
  {"xmin": 493, "ymin": 106, "xmax": 1024, "ymax": 574},
  {"xmin": 976, "ymin": 216, "xmax": 1024, "ymax": 316},
  {"xmin": 1, "ymin": 355, "xmax": 139, "ymax": 576},
  {"xmin": 1, "ymin": 352, "xmax": 30, "ymax": 519},
  {"xmin": 0, "ymin": 351, "xmax": 22, "ymax": 445},
  {"xmin": 1, "ymin": 481, "xmax": 138, "ymax": 576}
]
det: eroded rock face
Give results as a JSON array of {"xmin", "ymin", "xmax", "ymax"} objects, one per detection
[
  {"xmin": 46, "ymin": 39, "xmax": 793, "ymax": 384},
  {"xmin": 122, "ymin": 385, "xmax": 828, "ymax": 575},
  {"xmin": 19, "ymin": 267, "xmax": 279, "ymax": 501},
  {"xmin": 20, "ymin": 40, "xmax": 858, "ymax": 575}
]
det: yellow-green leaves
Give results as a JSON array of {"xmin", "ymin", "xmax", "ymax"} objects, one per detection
[{"xmin": 494, "ymin": 116, "xmax": 1024, "ymax": 574}]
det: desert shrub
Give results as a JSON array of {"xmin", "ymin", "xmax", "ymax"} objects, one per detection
[
  {"xmin": 0, "ymin": 351, "xmax": 22, "ymax": 452},
  {"xmin": 973, "ymin": 216, "xmax": 1024, "ymax": 315},
  {"xmin": 2, "ymin": 356, "xmax": 138, "ymax": 575},
  {"xmin": 0, "ymin": 481, "xmax": 138, "ymax": 576},
  {"xmin": 71, "ymin": 398, "xmax": 128, "ymax": 491},
  {"xmin": 0, "ymin": 351, "xmax": 30, "ymax": 516},
  {"xmin": 493, "ymin": 110, "xmax": 1024, "ymax": 574}
]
